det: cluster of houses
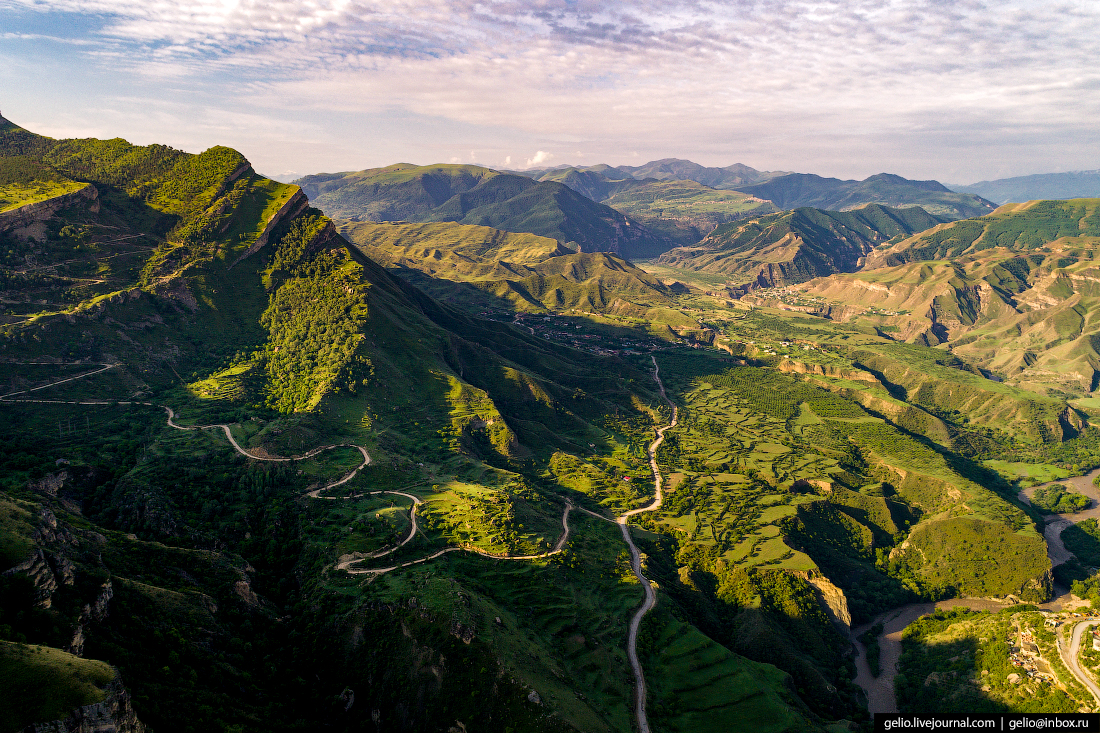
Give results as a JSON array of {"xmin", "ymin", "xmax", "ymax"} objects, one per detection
[{"xmin": 1007, "ymin": 628, "xmax": 1053, "ymax": 681}]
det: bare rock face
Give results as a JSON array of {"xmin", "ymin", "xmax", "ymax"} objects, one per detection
[
  {"xmin": 66, "ymin": 580, "xmax": 114, "ymax": 656},
  {"xmin": 2, "ymin": 549, "xmax": 58, "ymax": 607},
  {"xmin": 0, "ymin": 184, "xmax": 100, "ymax": 239},
  {"xmin": 25, "ymin": 677, "xmax": 147, "ymax": 733},
  {"xmin": 806, "ymin": 573, "xmax": 852, "ymax": 630}
]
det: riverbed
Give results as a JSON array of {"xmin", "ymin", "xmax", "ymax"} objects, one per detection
[{"xmin": 850, "ymin": 466, "xmax": 1100, "ymax": 713}]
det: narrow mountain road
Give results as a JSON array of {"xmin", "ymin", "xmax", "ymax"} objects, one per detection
[
  {"xmin": 343, "ymin": 500, "xmax": 575, "ymax": 574},
  {"xmin": 4, "ymin": 354, "xmax": 674, "ymax": 732},
  {"xmin": 553, "ymin": 503, "xmax": 573, "ymax": 552},
  {"xmin": 1060, "ymin": 619, "xmax": 1100, "ymax": 707},
  {"xmin": 0, "ymin": 363, "xmax": 120, "ymax": 400},
  {"xmin": 616, "ymin": 354, "xmax": 678, "ymax": 733}
]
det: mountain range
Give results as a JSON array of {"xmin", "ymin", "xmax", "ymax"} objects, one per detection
[
  {"xmin": 6, "ymin": 113, "xmax": 1100, "ymax": 731},
  {"xmin": 296, "ymin": 163, "xmax": 674, "ymax": 259},
  {"xmin": 656, "ymin": 204, "xmax": 945, "ymax": 289},
  {"xmin": 950, "ymin": 170, "xmax": 1100, "ymax": 205}
]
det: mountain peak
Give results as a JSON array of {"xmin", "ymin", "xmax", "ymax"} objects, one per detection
[{"xmin": 864, "ymin": 173, "xmax": 950, "ymax": 192}]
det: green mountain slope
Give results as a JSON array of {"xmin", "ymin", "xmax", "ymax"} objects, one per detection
[
  {"xmin": 951, "ymin": 171, "xmax": 1100, "ymax": 204},
  {"xmin": 297, "ymin": 163, "xmax": 674, "ymax": 258},
  {"xmin": 656, "ymin": 204, "xmax": 944, "ymax": 288},
  {"xmin": 734, "ymin": 173, "xmax": 996, "ymax": 220},
  {"xmin": 0, "ymin": 123, "xmax": 845, "ymax": 732},
  {"xmin": 2, "ymin": 119, "xmax": 1081, "ymax": 728},
  {"xmin": 783, "ymin": 200, "xmax": 1100, "ymax": 398},
  {"xmin": 334, "ymin": 219, "xmax": 572, "ymax": 280},
  {"xmin": 336, "ymin": 218, "xmax": 677, "ymax": 316},
  {"xmin": 563, "ymin": 175, "xmax": 777, "ymax": 245}
]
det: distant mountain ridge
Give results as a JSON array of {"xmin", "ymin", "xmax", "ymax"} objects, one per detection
[
  {"xmin": 732, "ymin": 172, "xmax": 996, "ymax": 220},
  {"xmin": 517, "ymin": 158, "xmax": 790, "ymax": 189},
  {"xmin": 515, "ymin": 167, "xmax": 777, "ymax": 245},
  {"xmin": 658, "ymin": 203, "xmax": 945, "ymax": 289},
  {"xmin": 950, "ymin": 171, "xmax": 1100, "ymax": 204},
  {"xmin": 516, "ymin": 159, "xmax": 993, "ymax": 224},
  {"xmin": 296, "ymin": 163, "xmax": 674, "ymax": 258}
]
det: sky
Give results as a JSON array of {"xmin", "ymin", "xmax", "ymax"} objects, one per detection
[{"xmin": 1, "ymin": 0, "xmax": 1097, "ymax": 183}]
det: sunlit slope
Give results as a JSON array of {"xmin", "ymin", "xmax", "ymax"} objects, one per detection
[
  {"xmin": 338, "ymin": 218, "xmax": 677, "ymax": 315},
  {"xmin": 788, "ymin": 199, "xmax": 1100, "ymax": 396},
  {"xmin": 733, "ymin": 172, "xmax": 996, "ymax": 220},
  {"xmin": 0, "ymin": 133, "xmax": 825, "ymax": 730},
  {"xmin": 657, "ymin": 204, "xmax": 944, "ymax": 288},
  {"xmin": 650, "ymin": 351, "xmax": 1049, "ymax": 624},
  {"xmin": 297, "ymin": 163, "xmax": 674, "ymax": 258},
  {"xmin": 0, "ymin": 642, "xmax": 119, "ymax": 732},
  {"xmin": 335, "ymin": 219, "xmax": 571, "ymax": 280}
]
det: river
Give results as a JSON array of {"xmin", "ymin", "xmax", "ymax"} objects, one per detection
[{"xmin": 850, "ymin": 466, "xmax": 1100, "ymax": 713}]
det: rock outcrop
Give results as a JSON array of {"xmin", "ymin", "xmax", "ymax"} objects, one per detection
[
  {"xmin": 229, "ymin": 187, "xmax": 309, "ymax": 268},
  {"xmin": 0, "ymin": 184, "xmax": 99, "ymax": 239},
  {"xmin": 25, "ymin": 677, "xmax": 147, "ymax": 733}
]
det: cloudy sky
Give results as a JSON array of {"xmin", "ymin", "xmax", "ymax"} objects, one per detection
[{"xmin": 1, "ymin": 0, "xmax": 1097, "ymax": 183}]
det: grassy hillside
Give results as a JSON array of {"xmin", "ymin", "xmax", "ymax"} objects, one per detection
[
  {"xmin": 0, "ymin": 124, "xmax": 838, "ymax": 731},
  {"xmin": 335, "ymin": 219, "xmax": 571, "ymax": 279},
  {"xmin": 656, "ymin": 204, "xmax": 944, "ymax": 289},
  {"xmin": 0, "ymin": 642, "xmax": 117, "ymax": 730},
  {"xmin": 733, "ymin": 173, "xmax": 996, "ymax": 220},
  {"xmin": 788, "ymin": 199, "xmax": 1100, "ymax": 397},
  {"xmin": 336, "ymin": 218, "xmax": 676, "ymax": 316},
  {"xmin": 297, "ymin": 163, "xmax": 674, "ymax": 259},
  {"xmin": 0, "ymin": 153, "xmax": 89, "ymax": 213},
  {"xmin": 1, "ymin": 119, "xmax": 1082, "ymax": 727},
  {"xmin": 522, "ymin": 164, "xmax": 780, "ymax": 245}
]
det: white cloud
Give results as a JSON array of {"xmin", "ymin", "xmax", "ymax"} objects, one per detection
[
  {"xmin": 525, "ymin": 150, "xmax": 554, "ymax": 168},
  {"xmin": 2, "ymin": 0, "xmax": 1098, "ymax": 179}
]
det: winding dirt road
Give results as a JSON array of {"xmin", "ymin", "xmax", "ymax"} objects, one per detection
[
  {"xmin": 615, "ymin": 355, "xmax": 678, "ymax": 733},
  {"xmin": 4, "ymin": 354, "xmax": 674, "ymax": 732}
]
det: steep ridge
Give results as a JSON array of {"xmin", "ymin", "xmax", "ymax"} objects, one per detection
[
  {"xmin": 733, "ymin": 172, "xmax": 996, "ymax": 220},
  {"xmin": 656, "ymin": 204, "xmax": 944, "ymax": 289},
  {"xmin": 521, "ymin": 158, "xmax": 789, "ymax": 190},
  {"xmin": 1, "ymin": 121, "xmax": 829, "ymax": 732},
  {"xmin": 520, "ymin": 164, "xmax": 780, "ymax": 244},
  {"xmin": 335, "ymin": 219, "xmax": 571, "ymax": 280},
  {"xmin": 296, "ymin": 163, "xmax": 674, "ymax": 258}
]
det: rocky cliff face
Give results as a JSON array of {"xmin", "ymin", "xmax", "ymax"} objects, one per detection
[
  {"xmin": 25, "ymin": 677, "xmax": 147, "ymax": 733},
  {"xmin": 805, "ymin": 573, "xmax": 852, "ymax": 630},
  {"xmin": 0, "ymin": 184, "xmax": 99, "ymax": 239}
]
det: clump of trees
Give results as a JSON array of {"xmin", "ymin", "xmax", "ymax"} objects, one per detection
[{"xmin": 1031, "ymin": 483, "xmax": 1090, "ymax": 514}]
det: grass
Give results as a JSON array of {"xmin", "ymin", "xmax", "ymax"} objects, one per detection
[
  {"xmin": 641, "ymin": 607, "xmax": 803, "ymax": 733},
  {"xmin": 338, "ymin": 220, "xmax": 564, "ymax": 280},
  {"xmin": 0, "ymin": 179, "xmax": 88, "ymax": 213},
  {"xmin": 0, "ymin": 494, "xmax": 36, "ymax": 568},
  {"xmin": 0, "ymin": 641, "xmax": 115, "ymax": 731}
]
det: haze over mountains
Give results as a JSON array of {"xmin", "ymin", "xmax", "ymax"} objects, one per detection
[
  {"xmin": 294, "ymin": 158, "xmax": 1009, "ymax": 261},
  {"xmin": 950, "ymin": 171, "xmax": 1100, "ymax": 205}
]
